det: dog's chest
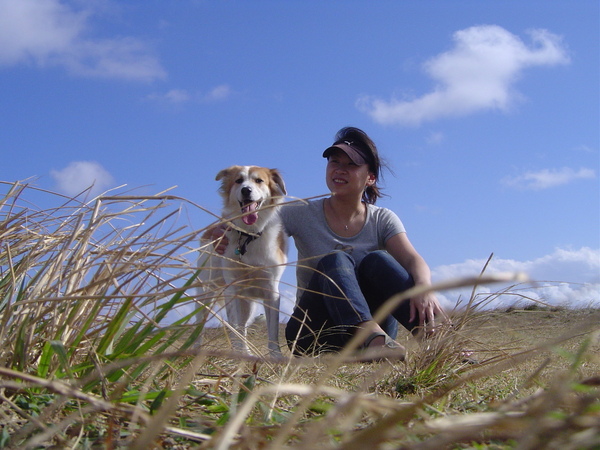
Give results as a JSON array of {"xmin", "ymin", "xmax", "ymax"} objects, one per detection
[{"xmin": 226, "ymin": 230, "xmax": 278, "ymax": 264}]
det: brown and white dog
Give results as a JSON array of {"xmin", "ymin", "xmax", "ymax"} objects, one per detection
[{"xmin": 197, "ymin": 165, "xmax": 287, "ymax": 356}]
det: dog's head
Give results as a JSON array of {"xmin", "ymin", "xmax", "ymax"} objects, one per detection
[{"xmin": 216, "ymin": 165, "xmax": 287, "ymax": 230}]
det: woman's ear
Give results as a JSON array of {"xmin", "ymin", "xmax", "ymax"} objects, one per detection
[{"xmin": 366, "ymin": 172, "xmax": 376, "ymax": 186}]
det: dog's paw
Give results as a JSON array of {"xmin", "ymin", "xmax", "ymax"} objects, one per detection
[{"xmin": 266, "ymin": 345, "xmax": 283, "ymax": 360}]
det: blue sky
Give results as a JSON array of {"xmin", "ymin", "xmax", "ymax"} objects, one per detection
[{"xmin": 1, "ymin": 0, "xmax": 598, "ymax": 313}]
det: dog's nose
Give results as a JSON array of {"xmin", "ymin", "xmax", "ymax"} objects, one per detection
[{"xmin": 241, "ymin": 186, "xmax": 252, "ymax": 197}]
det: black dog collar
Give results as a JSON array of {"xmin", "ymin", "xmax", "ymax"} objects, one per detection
[{"xmin": 235, "ymin": 231, "xmax": 262, "ymax": 256}]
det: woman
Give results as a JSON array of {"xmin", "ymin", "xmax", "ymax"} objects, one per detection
[{"xmin": 280, "ymin": 127, "xmax": 446, "ymax": 359}]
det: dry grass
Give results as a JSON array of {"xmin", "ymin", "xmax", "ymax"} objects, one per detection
[
  {"xmin": 191, "ymin": 308, "xmax": 599, "ymax": 449},
  {"xmin": 0, "ymin": 181, "xmax": 598, "ymax": 449}
]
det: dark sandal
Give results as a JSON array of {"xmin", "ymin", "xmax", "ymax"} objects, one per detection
[
  {"xmin": 460, "ymin": 350, "xmax": 480, "ymax": 365},
  {"xmin": 357, "ymin": 332, "xmax": 406, "ymax": 362}
]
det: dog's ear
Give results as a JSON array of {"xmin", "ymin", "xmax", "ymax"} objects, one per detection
[
  {"xmin": 270, "ymin": 169, "xmax": 287, "ymax": 196},
  {"xmin": 216, "ymin": 166, "xmax": 234, "ymax": 181},
  {"xmin": 216, "ymin": 166, "xmax": 239, "ymax": 197}
]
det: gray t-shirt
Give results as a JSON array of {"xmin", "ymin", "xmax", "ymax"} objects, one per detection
[{"xmin": 279, "ymin": 198, "xmax": 406, "ymax": 298}]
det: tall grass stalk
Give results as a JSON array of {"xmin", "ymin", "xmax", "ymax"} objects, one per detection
[{"xmin": 0, "ymin": 182, "xmax": 210, "ymax": 444}]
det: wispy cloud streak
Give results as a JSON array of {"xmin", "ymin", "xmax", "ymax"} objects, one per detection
[{"xmin": 502, "ymin": 167, "xmax": 596, "ymax": 190}]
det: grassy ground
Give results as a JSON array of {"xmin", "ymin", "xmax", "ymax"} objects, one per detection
[
  {"xmin": 1, "ymin": 182, "xmax": 598, "ymax": 449},
  {"xmin": 163, "ymin": 308, "xmax": 600, "ymax": 449}
]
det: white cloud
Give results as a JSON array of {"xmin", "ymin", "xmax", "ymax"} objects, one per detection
[
  {"xmin": 0, "ymin": 0, "xmax": 166, "ymax": 81},
  {"xmin": 50, "ymin": 161, "xmax": 116, "ymax": 197},
  {"xmin": 147, "ymin": 89, "xmax": 192, "ymax": 104},
  {"xmin": 572, "ymin": 145, "xmax": 596, "ymax": 154},
  {"xmin": 203, "ymin": 84, "xmax": 232, "ymax": 102},
  {"xmin": 358, "ymin": 25, "xmax": 570, "ymax": 126},
  {"xmin": 502, "ymin": 167, "xmax": 596, "ymax": 190},
  {"xmin": 147, "ymin": 84, "xmax": 232, "ymax": 104},
  {"xmin": 432, "ymin": 247, "xmax": 600, "ymax": 310},
  {"xmin": 426, "ymin": 131, "xmax": 444, "ymax": 146}
]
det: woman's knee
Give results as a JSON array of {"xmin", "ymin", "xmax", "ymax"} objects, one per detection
[
  {"xmin": 361, "ymin": 250, "xmax": 409, "ymax": 281},
  {"xmin": 317, "ymin": 251, "xmax": 356, "ymax": 272},
  {"xmin": 358, "ymin": 251, "xmax": 414, "ymax": 294},
  {"xmin": 361, "ymin": 250, "xmax": 390, "ymax": 266},
  {"xmin": 319, "ymin": 251, "xmax": 356, "ymax": 267}
]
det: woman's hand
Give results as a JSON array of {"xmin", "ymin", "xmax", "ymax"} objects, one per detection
[
  {"xmin": 409, "ymin": 290, "xmax": 448, "ymax": 333},
  {"xmin": 202, "ymin": 223, "xmax": 229, "ymax": 254}
]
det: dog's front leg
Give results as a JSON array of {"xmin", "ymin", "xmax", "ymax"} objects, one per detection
[
  {"xmin": 224, "ymin": 290, "xmax": 254, "ymax": 354},
  {"xmin": 264, "ymin": 291, "xmax": 282, "ymax": 358},
  {"xmin": 194, "ymin": 250, "xmax": 219, "ymax": 348}
]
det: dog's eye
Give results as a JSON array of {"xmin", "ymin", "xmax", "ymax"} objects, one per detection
[
  {"xmin": 255, "ymin": 178, "xmax": 264, "ymax": 184},
  {"xmin": 235, "ymin": 178, "xmax": 244, "ymax": 184}
]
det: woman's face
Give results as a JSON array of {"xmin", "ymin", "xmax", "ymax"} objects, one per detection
[{"xmin": 325, "ymin": 149, "xmax": 375, "ymax": 197}]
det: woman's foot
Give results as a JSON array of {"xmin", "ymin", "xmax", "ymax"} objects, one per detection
[
  {"xmin": 355, "ymin": 321, "xmax": 406, "ymax": 362},
  {"xmin": 360, "ymin": 331, "xmax": 406, "ymax": 361}
]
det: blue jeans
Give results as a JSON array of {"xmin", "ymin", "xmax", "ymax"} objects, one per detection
[{"xmin": 285, "ymin": 250, "xmax": 417, "ymax": 355}]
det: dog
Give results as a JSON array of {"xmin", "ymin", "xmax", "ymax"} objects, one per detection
[{"xmin": 196, "ymin": 165, "xmax": 287, "ymax": 357}]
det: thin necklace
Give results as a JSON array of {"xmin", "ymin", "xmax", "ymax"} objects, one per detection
[{"xmin": 328, "ymin": 198, "xmax": 361, "ymax": 231}]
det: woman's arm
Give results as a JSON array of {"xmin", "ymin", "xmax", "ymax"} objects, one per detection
[
  {"xmin": 385, "ymin": 232, "xmax": 447, "ymax": 329},
  {"xmin": 201, "ymin": 223, "xmax": 229, "ymax": 254}
]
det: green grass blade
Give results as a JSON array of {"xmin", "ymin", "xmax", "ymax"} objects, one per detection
[
  {"xmin": 37, "ymin": 341, "xmax": 53, "ymax": 379},
  {"xmin": 95, "ymin": 297, "xmax": 133, "ymax": 356},
  {"xmin": 49, "ymin": 340, "xmax": 74, "ymax": 379}
]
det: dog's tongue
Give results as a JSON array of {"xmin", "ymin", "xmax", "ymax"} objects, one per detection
[{"xmin": 241, "ymin": 202, "xmax": 258, "ymax": 225}]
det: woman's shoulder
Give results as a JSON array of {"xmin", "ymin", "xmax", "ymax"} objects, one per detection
[
  {"xmin": 279, "ymin": 197, "xmax": 324, "ymax": 221},
  {"xmin": 366, "ymin": 203, "xmax": 404, "ymax": 229},
  {"xmin": 366, "ymin": 203, "xmax": 396, "ymax": 217},
  {"xmin": 281, "ymin": 197, "xmax": 323, "ymax": 210}
]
